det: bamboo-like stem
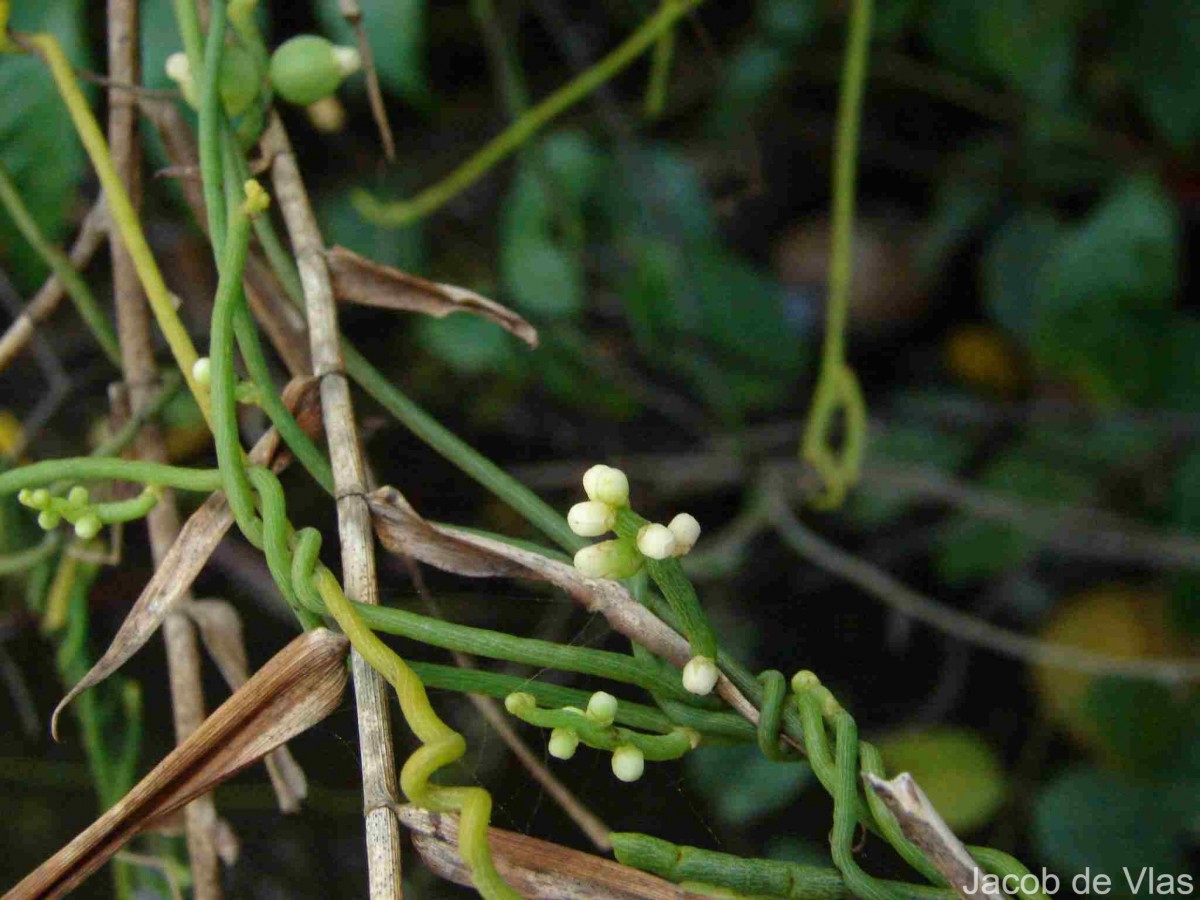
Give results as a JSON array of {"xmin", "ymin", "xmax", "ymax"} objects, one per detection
[
  {"xmin": 262, "ymin": 114, "xmax": 404, "ymax": 898},
  {"xmin": 105, "ymin": 2, "xmax": 222, "ymax": 896}
]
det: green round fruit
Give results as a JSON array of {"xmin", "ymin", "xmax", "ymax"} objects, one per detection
[{"xmin": 270, "ymin": 35, "xmax": 344, "ymax": 106}]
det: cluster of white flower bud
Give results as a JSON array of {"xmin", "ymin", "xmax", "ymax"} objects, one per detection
[{"xmin": 569, "ymin": 465, "xmax": 701, "ymax": 579}]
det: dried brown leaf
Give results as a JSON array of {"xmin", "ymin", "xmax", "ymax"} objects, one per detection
[
  {"xmin": 396, "ymin": 805, "xmax": 705, "ymax": 900},
  {"xmin": 187, "ymin": 599, "xmax": 308, "ymax": 813},
  {"xmin": 7, "ymin": 629, "xmax": 349, "ymax": 900},
  {"xmin": 326, "ymin": 246, "xmax": 538, "ymax": 347},
  {"xmin": 50, "ymin": 378, "xmax": 321, "ymax": 738}
]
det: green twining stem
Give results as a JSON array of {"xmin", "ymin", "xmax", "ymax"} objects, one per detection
[
  {"xmin": 0, "ymin": 459, "xmax": 222, "ymax": 495},
  {"xmin": 87, "ymin": 489, "xmax": 160, "ymax": 524},
  {"xmin": 209, "ymin": 190, "xmax": 264, "ymax": 544},
  {"xmin": 831, "ymin": 711, "xmax": 898, "ymax": 900},
  {"xmin": 614, "ymin": 506, "xmax": 717, "ymax": 661},
  {"xmin": 611, "ymin": 832, "xmax": 850, "ymax": 900},
  {"xmin": 800, "ymin": 0, "xmax": 872, "ymax": 510},
  {"xmin": 354, "ymin": 0, "xmax": 703, "ymax": 227},
  {"xmin": 198, "ymin": 13, "xmax": 332, "ymax": 494},
  {"xmin": 0, "ymin": 159, "xmax": 120, "ymax": 365},
  {"xmin": 290, "ymin": 527, "xmax": 518, "ymax": 899},
  {"xmin": 756, "ymin": 670, "xmax": 799, "ymax": 762},
  {"xmin": 200, "ymin": 0, "xmax": 230, "ymax": 249}
]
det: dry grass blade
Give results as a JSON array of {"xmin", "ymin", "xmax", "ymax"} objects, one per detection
[
  {"xmin": 395, "ymin": 805, "xmax": 709, "ymax": 900},
  {"xmin": 326, "ymin": 245, "xmax": 538, "ymax": 347},
  {"xmin": 5, "ymin": 628, "xmax": 350, "ymax": 900},
  {"xmin": 50, "ymin": 378, "xmax": 321, "ymax": 737},
  {"xmin": 186, "ymin": 599, "xmax": 308, "ymax": 813}
]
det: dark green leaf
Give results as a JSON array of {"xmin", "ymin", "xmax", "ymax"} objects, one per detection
[
  {"xmin": 982, "ymin": 207, "xmax": 1063, "ymax": 342},
  {"xmin": 935, "ymin": 446, "xmax": 1094, "ymax": 582},
  {"xmin": 0, "ymin": 2, "xmax": 89, "ymax": 291},
  {"xmin": 320, "ymin": 184, "xmax": 424, "ymax": 273},
  {"xmin": 922, "ymin": 0, "xmax": 1077, "ymax": 105},
  {"xmin": 500, "ymin": 235, "xmax": 583, "ymax": 319},
  {"xmin": 1031, "ymin": 175, "xmax": 1179, "ymax": 403},
  {"xmin": 1117, "ymin": 0, "xmax": 1200, "ymax": 149},
  {"xmin": 415, "ymin": 314, "xmax": 512, "ymax": 377},
  {"xmin": 1033, "ymin": 766, "xmax": 1187, "ymax": 884},
  {"xmin": 1082, "ymin": 677, "xmax": 1190, "ymax": 773},
  {"xmin": 686, "ymin": 743, "xmax": 812, "ymax": 826}
]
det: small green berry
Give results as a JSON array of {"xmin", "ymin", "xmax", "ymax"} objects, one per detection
[
  {"xmin": 30, "ymin": 488, "xmax": 51, "ymax": 510},
  {"xmin": 37, "ymin": 509, "xmax": 60, "ymax": 530},
  {"xmin": 67, "ymin": 486, "xmax": 89, "ymax": 508},
  {"xmin": 269, "ymin": 35, "xmax": 360, "ymax": 106},
  {"xmin": 17, "ymin": 488, "xmax": 33, "ymax": 507}
]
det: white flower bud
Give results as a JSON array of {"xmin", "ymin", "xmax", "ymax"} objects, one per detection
[
  {"xmin": 636, "ymin": 523, "xmax": 676, "ymax": 560},
  {"xmin": 567, "ymin": 500, "xmax": 616, "ymax": 537},
  {"xmin": 548, "ymin": 728, "xmax": 579, "ymax": 760},
  {"xmin": 611, "ymin": 745, "xmax": 645, "ymax": 783},
  {"xmin": 582, "ymin": 464, "xmax": 629, "ymax": 506},
  {"xmin": 667, "ymin": 513, "xmax": 701, "ymax": 556},
  {"xmin": 682, "ymin": 656, "xmax": 719, "ymax": 696},
  {"xmin": 192, "ymin": 357, "xmax": 212, "ymax": 387},
  {"xmin": 331, "ymin": 45, "xmax": 362, "ymax": 78},
  {"xmin": 165, "ymin": 52, "xmax": 198, "ymax": 107},
  {"xmin": 164, "ymin": 51, "xmax": 191, "ymax": 85},
  {"xmin": 585, "ymin": 691, "xmax": 618, "ymax": 726},
  {"xmin": 573, "ymin": 540, "xmax": 643, "ymax": 580}
]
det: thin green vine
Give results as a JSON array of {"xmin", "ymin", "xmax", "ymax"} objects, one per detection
[{"xmin": 800, "ymin": 0, "xmax": 872, "ymax": 510}]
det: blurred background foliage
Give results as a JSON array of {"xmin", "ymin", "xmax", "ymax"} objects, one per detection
[{"xmin": 1, "ymin": 0, "xmax": 1198, "ymax": 896}]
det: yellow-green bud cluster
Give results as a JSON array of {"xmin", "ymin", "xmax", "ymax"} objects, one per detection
[
  {"xmin": 18, "ymin": 484, "xmax": 160, "ymax": 540},
  {"xmin": 569, "ymin": 465, "xmax": 701, "ymax": 580}
]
